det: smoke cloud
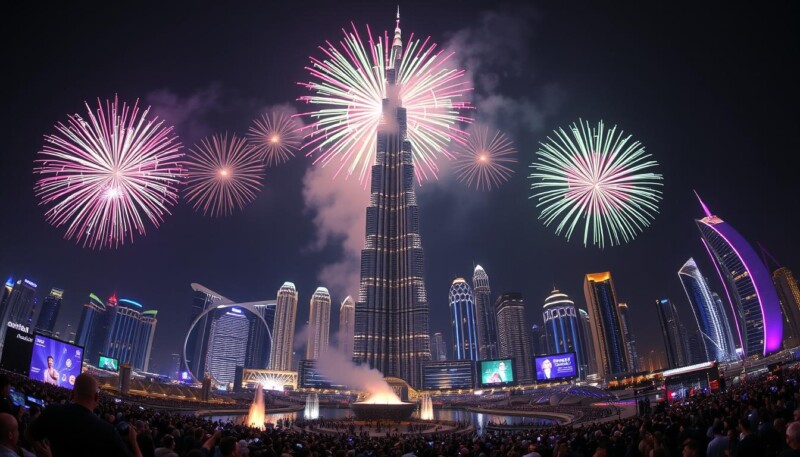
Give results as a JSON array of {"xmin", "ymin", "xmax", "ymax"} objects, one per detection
[
  {"xmin": 313, "ymin": 344, "xmax": 400, "ymax": 403},
  {"xmin": 145, "ymin": 85, "xmax": 223, "ymax": 146}
]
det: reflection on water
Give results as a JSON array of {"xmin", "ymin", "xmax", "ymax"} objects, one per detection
[{"xmin": 208, "ymin": 407, "xmax": 556, "ymax": 430}]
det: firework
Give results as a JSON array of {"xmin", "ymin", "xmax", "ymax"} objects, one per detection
[
  {"xmin": 529, "ymin": 119, "xmax": 663, "ymax": 248},
  {"xmin": 453, "ymin": 125, "xmax": 517, "ymax": 190},
  {"xmin": 33, "ymin": 96, "xmax": 184, "ymax": 249},
  {"xmin": 184, "ymin": 133, "xmax": 264, "ymax": 217},
  {"xmin": 299, "ymin": 18, "xmax": 471, "ymax": 183},
  {"xmin": 247, "ymin": 111, "xmax": 302, "ymax": 167}
]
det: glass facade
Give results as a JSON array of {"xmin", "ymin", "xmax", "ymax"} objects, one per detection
[
  {"xmin": 34, "ymin": 288, "xmax": 63, "ymax": 337},
  {"xmin": 542, "ymin": 289, "xmax": 588, "ymax": 379},
  {"xmin": 496, "ymin": 293, "xmax": 534, "ymax": 383},
  {"xmin": 206, "ymin": 308, "xmax": 249, "ymax": 386},
  {"xmin": 307, "ymin": 287, "xmax": 331, "ymax": 360},
  {"xmin": 422, "ymin": 360, "xmax": 475, "ymax": 390},
  {"xmin": 654, "ymin": 299, "xmax": 688, "ymax": 369},
  {"xmin": 583, "ymin": 273, "xmax": 629, "ymax": 378},
  {"xmin": 449, "ymin": 278, "xmax": 479, "ymax": 361},
  {"xmin": 269, "ymin": 282, "xmax": 298, "ymax": 371},
  {"xmin": 472, "ymin": 266, "xmax": 498, "ymax": 360}
]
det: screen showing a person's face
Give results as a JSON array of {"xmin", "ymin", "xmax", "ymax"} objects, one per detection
[{"xmin": 47, "ymin": 357, "xmax": 53, "ymax": 368}]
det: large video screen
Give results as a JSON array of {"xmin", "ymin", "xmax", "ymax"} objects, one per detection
[
  {"xmin": 535, "ymin": 352, "xmax": 577, "ymax": 382},
  {"xmin": 0, "ymin": 326, "xmax": 35, "ymax": 375},
  {"xmin": 99, "ymin": 355, "xmax": 119, "ymax": 372},
  {"xmin": 478, "ymin": 358, "xmax": 515, "ymax": 386},
  {"xmin": 29, "ymin": 334, "xmax": 84, "ymax": 389}
]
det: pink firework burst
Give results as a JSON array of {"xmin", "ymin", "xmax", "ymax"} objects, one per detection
[
  {"xmin": 33, "ymin": 96, "xmax": 185, "ymax": 249},
  {"xmin": 247, "ymin": 111, "xmax": 302, "ymax": 167},
  {"xmin": 184, "ymin": 133, "xmax": 265, "ymax": 217},
  {"xmin": 453, "ymin": 126, "xmax": 518, "ymax": 190}
]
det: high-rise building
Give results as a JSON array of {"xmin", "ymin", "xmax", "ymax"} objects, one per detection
[
  {"xmin": 1, "ymin": 279, "xmax": 37, "ymax": 342},
  {"xmin": 772, "ymin": 267, "xmax": 800, "ymax": 350},
  {"xmin": 431, "ymin": 332, "xmax": 447, "ymax": 361},
  {"xmin": 306, "ymin": 287, "xmax": 331, "ymax": 360},
  {"xmin": 75, "ymin": 293, "xmax": 106, "ymax": 353},
  {"xmin": 678, "ymin": 258, "xmax": 736, "ymax": 361},
  {"xmin": 496, "ymin": 293, "xmax": 534, "ymax": 383},
  {"xmin": 0, "ymin": 278, "xmax": 12, "ymax": 311},
  {"xmin": 103, "ymin": 298, "xmax": 157, "ymax": 371},
  {"xmin": 186, "ymin": 284, "xmax": 230, "ymax": 379},
  {"xmin": 339, "ymin": 296, "xmax": 355, "ymax": 359},
  {"xmin": 449, "ymin": 278, "xmax": 478, "ymax": 361},
  {"xmin": 577, "ymin": 309, "xmax": 596, "ymax": 377},
  {"xmin": 246, "ymin": 301, "xmax": 276, "ymax": 369},
  {"xmin": 530, "ymin": 324, "xmax": 546, "ymax": 357},
  {"xmin": 269, "ymin": 282, "xmax": 298, "ymax": 371},
  {"xmin": 35, "ymin": 288, "xmax": 63, "ymax": 337},
  {"xmin": 353, "ymin": 12, "xmax": 431, "ymax": 387},
  {"xmin": 542, "ymin": 289, "xmax": 588, "ymax": 379},
  {"xmin": 654, "ymin": 299, "xmax": 688, "ymax": 368},
  {"xmin": 694, "ymin": 193, "xmax": 782, "ymax": 356},
  {"xmin": 134, "ymin": 310, "xmax": 157, "ymax": 371},
  {"xmin": 205, "ymin": 307, "xmax": 249, "ymax": 386},
  {"xmin": 617, "ymin": 303, "xmax": 639, "ymax": 373},
  {"xmin": 686, "ymin": 329, "xmax": 708, "ymax": 365},
  {"xmin": 472, "ymin": 265, "xmax": 498, "ymax": 360},
  {"xmin": 583, "ymin": 273, "xmax": 629, "ymax": 378}
]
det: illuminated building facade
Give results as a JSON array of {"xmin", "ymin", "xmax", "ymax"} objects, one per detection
[
  {"xmin": 422, "ymin": 360, "xmax": 475, "ymax": 390},
  {"xmin": 472, "ymin": 265, "xmax": 498, "ymax": 360},
  {"xmin": 206, "ymin": 308, "xmax": 249, "ymax": 386},
  {"xmin": 269, "ymin": 282, "xmax": 298, "ymax": 371},
  {"xmin": 1, "ymin": 279, "xmax": 37, "ymax": 343},
  {"xmin": 678, "ymin": 258, "xmax": 736, "ymax": 362},
  {"xmin": 449, "ymin": 278, "xmax": 478, "ymax": 361},
  {"xmin": 496, "ymin": 293, "xmax": 534, "ymax": 383},
  {"xmin": 432, "ymin": 332, "xmax": 447, "ymax": 361},
  {"xmin": 617, "ymin": 303, "xmax": 639, "ymax": 372},
  {"xmin": 35, "ymin": 288, "xmax": 63, "ymax": 337},
  {"xmin": 104, "ymin": 298, "xmax": 158, "ymax": 371},
  {"xmin": 353, "ymin": 13, "xmax": 431, "ymax": 387},
  {"xmin": 654, "ymin": 298, "xmax": 688, "ymax": 368},
  {"xmin": 339, "ymin": 296, "xmax": 355, "ymax": 359},
  {"xmin": 542, "ymin": 289, "xmax": 588, "ymax": 379},
  {"xmin": 578, "ymin": 309, "xmax": 596, "ymax": 377},
  {"xmin": 307, "ymin": 287, "xmax": 331, "ymax": 360},
  {"xmin": 246, "ymin": 301, "xmax": 276, "ymax": 369},
  {"xmin": 583, "ymin": 272, "xmax": 629, "ymax": 378},
  {"xmin": 772, "ymin": 267, "xmax": 800, "ymax": 349}
]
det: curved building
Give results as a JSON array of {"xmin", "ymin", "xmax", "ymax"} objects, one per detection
[
  {"xmin": 449, "ymin": 278, "xmax": 479, "ymax": 361},
  {"xmin": 307, "ymin": 287, "xmax": 331, "ymax": 360},
  {"xmin": 269, "ymin": 282, "xmax": 298, "ymax": 371},
  {"xmin": 678, "ymin": 258, "xmax": 736, "ymax": 362},
  {"xmin": 583, "ymin": 272, "xmax": 629, "ymax": 378},
  {"xmin": 694, "ymin": 193, "xmax": 782, "ymax": 356},
  {"xmin": 542, "ymin": 289, "xmax": 588, "ymax": 379},
  {"xmin": 472, "ymin": 265, "xmax": 498, "ymax": 360}
]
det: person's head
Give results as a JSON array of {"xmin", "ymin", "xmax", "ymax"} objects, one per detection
[
  {"xmin": 70, "ymin": 373, "xmax": 99, "ymax": 410},
  {"xmin": 219, "ymin": 436, "xmax": 239, "ymax": 457},
  {"xmin": 786, "ymin": 421, "xmax": 800, "ymax": 450},
  {"xmin": 499, "ymin": 361, "xmax": 506, "ymax": 372},
  {"xmin": 0, "ymin": 413, "xmax": 19, "ymax": 448},
  {"xmin": 160, "ymin": 434, "xmax": 175, "ymax": 450},
  {"xmin": 681, "ymin": 439, "xmax": 700, "ymax": 457},
  {"xmin": 47, "ymin": 356, "xmax": 54, "ymax": 368},
  {"xmin": 542, "ymin": 359, "xmax": 552, "ymax": 371}
]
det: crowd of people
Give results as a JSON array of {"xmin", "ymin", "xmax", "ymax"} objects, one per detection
[{"xmin": 0, "ymin": 362, "xmax": 799, "ymax": 456}]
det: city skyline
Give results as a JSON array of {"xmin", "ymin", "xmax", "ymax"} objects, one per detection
[{"xmin": 2, "ymin": 2, "xmax": 799, "ymax": 375}]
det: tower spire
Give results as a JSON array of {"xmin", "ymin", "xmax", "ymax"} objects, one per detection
[{"xmin": 693, "ymin": 190, "xmax": 713, "ymax": 218}]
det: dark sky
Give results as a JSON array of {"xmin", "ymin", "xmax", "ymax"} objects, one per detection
[{"xmin": 2, "ymin": 1, "xmax": 799, "ymax": 375}]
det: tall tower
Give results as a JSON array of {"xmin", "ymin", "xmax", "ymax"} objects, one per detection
[
  {"xmin": 0, "ymin": 279, "xmax": 37, "ymax": 345},
  {"xmin": 577, "ymin": 309, "xmax": 596, "ymax": 377},
  {"xmin": 542, "ymin": 289, "xmax": 588, "ymax": 379},
  {"xmin": 431, "ymin": 332, "xmax": 447, "ymax": 361},
  {"xmin": 449, "ymin": 278, "xmax": 479, "ymax": 361},
  {"xmin": 269, "ymin": 282, "xmax": 298, "ymax": 371},
  {"xmin": 694, "ymin": 193, "xmax": 782, "ymax": 356},
  {"xmin": 472, "ymin": 265, "xmax": 498, "ymax": 360},
  {"xmin": 772, "ymin": 267, "xmax": 800, "ymax": 350},
  {"xmin": 353, "ymin": 11, "xmax": 431, "ymax": 387},
  {"xmin": 583, "ymin": 272, "xmax": 629, "ymax": 378},
  {"xmin": 654, "ymin": 299, "xmax": 688, "ymax": 368},
  {"xmin": 306, "ymin": 287, "xmax": 331, "ymax": 360},
  {"xmin": 339, "ymin": 296, "xmax": 355, "ymax": 359},
  {"xmin": 35, "ymin": 288, "xmax": 64, "ymax": 337},
  {"xmin": 617, "ymin": 303, "xmax": 639, "ymax": 373},
  {"xmin": 104, "ymin": 298, "xmax": 155, "ymax": 371},
  {"xmin": 496, "ymin": 293, "xmax": 534, "ymax": 383},
  {"xmin": 678, "ymin": 258, "xmax": 736, "ymax": 361},
  {"xmin": 205, "ymin": 308, "xmax": 249, "ymax": 385},
  {"xmin": 134, "ymin": 310, "xmax": 157, "ymax": 372},
  {"xmin": 246, "ymin": 301, "xmax": 276, "ymax": 369}
]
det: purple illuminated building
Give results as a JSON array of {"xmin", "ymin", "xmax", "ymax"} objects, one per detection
[{"xmin": 694, "ymin": 192, "xmax": 782, "ymax": 357}]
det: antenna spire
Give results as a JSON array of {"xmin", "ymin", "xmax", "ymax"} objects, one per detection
[{"xmin": 693, "ymin": 190, "xmax": 713, "ymax": 218}]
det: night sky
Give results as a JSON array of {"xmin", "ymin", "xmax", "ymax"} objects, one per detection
[{"xmin": 2, "ymin": 1, "xmax": 799, "ymax": 375}]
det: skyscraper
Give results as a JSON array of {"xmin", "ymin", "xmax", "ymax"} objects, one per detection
[
  {"xmin": 678, "ymin": 258, "xmax": 736, "ymax": 361},
  {"xmin": 695, "ymin": 193, "xmax": 782, "ymax": 356},
  {"xmin": 431, "ymin": 332, "xmax": 447, "ymax": 361},
  {"xmin": 134, "ymin": 310, "xmax": 157, "ymax": 371},
  {"xmin": 449, "ymin": 278, "xmax": 479, "ymax": 361},
  {"xmin": 472, "ymin": 265, "xmax": 498, "ymax": 360},
  {"xmin": 104, "ymin": 298, "xmax": 157, "ymax": 371},
  {"xmin": 617, "ymin": 303, "xmax": 639, "ymax": 373},
  {"xmin": 269, "ymin": 282, "xmax": 298, "ymax": 371},
  {"xmin": 206, "ymin": 308, "xmax": 249, "ymax": 385},
  {"xmin": 496, "ymin": 293, "xmax": 534, "ymax": 383},
  {"xmin": 1, "ymin": 279, "xmax": 37, "ymax": 331},
  {"xmin": 530, "ymin": 324, "xmax": 546, "ymax": 357},
  {"xmin": 339, "ymin": 296, "xmax": 355, "ymax": 359},
  {"xmin": 75, "ymin": 293, "xmax": 106, "ymax": 353},
  {"xmin": 583, "ymin": 272, "xmax": 629, "ymax": 378},
  {"xmin": 306, "ymin": 287, "xmax": 331, "ymax": 360},
  {"xmin": 186, "ymin": 284, "xmax": 231, "ymax": 379},
  {"xmin": 654, "ymin": 299, "xmax": 688, "ymax": 368},
  {"xmin": 35, "ymin": 288, "xmax": 63, "ymax": 337},
  {"xmin": 246, "ymin": 301, "xmax": 276, "ymax": 369},
  {"xmin": 577, "ymin": 309, "xmax": 596, "ymax": 377},
  {"xmin": 542, "ymin": 289, "xmax": 588, "ymax": 379},
  {"xmin": 353, "ymin": 12, "xmax": 431, "ymax": 387},
  {"xmin": 0, "ymin": 278, "xmax": 12, "ymax": 311},
  {"xmin": 772, "ymin": 267, "xmax": 800, "ymax": 349}
]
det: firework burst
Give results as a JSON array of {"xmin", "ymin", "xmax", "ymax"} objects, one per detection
[
  {"xmin": 33, "ymin": 96, "xmax": 185, "ymax": 249},
  {"xmin": 247, "ymin": 111, "xmax": 302, "ymax": 167},
  {"xmin": 299, "ymin": 18, "xmax": 471, "ymax": 184},
  {"xmin": 453, "ymin": 125, "xmax": 517, "ymax": 190},
  {"xmin": 529, "ymin": 119, "xmax": 663, "ymax": 248},
  {"xmin": 184, "ymin": 133, "xmax": 264, "ymax": 217}
]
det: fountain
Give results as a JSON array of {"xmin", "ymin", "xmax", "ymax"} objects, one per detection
[
  {"xmin": 419, "ymin": 393, "xmax": 433, "ymax": 420},
  {"xmin": 304, "ymin": 393, "xmax": 319, "ymax": 419},
  {"xmin": 245, "ymin": 385, "xmax": 266, "ymax": 430}
]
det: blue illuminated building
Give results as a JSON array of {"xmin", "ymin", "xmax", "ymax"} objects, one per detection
[{"xmin": 449, "ymin": 278, "xmax": 479, "ymax": 361}]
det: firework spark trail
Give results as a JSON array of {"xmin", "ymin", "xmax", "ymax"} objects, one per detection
[
  {"xmin": 184, "ymin": 133, "xmax": 264, "ymax": 217},
  {"xmin": 298, "ymin": 21, "xmax": 472, "ymax": 184},
  {"xmin": 247, "ymin": 111, "xmax": 303, "ymax": 167},
  {"xmin": 529, "ymin": 119, "xmax": 663, "ymax": 248},
  {"xmin": 33, "ymin": 96, "xmax": 185, "ymax": 249},
  {"xmin": 453, "ymin": 125, "xmax": 517, "ymax": 190}
]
